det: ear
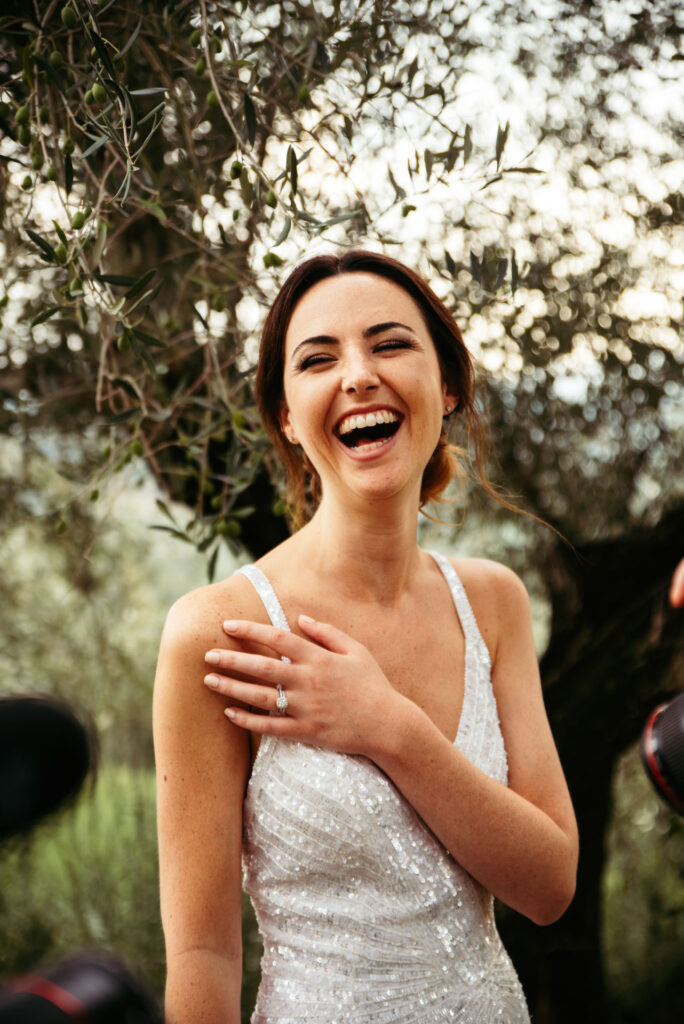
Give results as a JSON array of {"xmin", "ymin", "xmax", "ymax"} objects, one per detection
[
  {"xmin": 279, "ymin": 403, "xmax": 291, "ymax": 434},
  {"xmin": 279, "ymin": 404, "xmax": 298, "ymax": 445},
  {"xmin": 441, "ymin": 380, "xmax": 458, "ymax": 415}
]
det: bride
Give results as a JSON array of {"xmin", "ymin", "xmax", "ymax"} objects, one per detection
[{"xmin": 153, "ymin": 251, "xmax": 578, "ymax": 1023}]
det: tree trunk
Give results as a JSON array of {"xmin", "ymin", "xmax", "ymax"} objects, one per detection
[{"xmin": 499, "ymin": 503, "xmax": 684, "ymax": 1022}]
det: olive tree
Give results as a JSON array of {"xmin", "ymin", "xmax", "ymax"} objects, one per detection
[{"xmin": 1, "ymin": 1, "xmax": 683, "ymax": 1020}]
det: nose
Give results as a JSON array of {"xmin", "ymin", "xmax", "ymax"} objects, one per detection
[{"xmin": 341, "ymin": 353, "xmax": 379, "ymax": 394}]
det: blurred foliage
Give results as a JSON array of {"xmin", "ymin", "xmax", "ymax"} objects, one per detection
[
  {"xmin": 0, "ymin": 434, "xmax": 216, "ymax": 764},
  {"xmin": 0, "ymin": 0, "xmax": 680, "ymax": 558},
  {"xmin": 603, "ymin": 744, "xmax": 684, "ymax": 1022},
  {"xmin": 0, "ymin": 766, "xmax": 162, "ymax": 987}
]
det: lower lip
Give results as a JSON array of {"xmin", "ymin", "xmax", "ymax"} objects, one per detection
[{"xmin": 334, "ymin": 422, "xmax": 403, "ymax": 461}]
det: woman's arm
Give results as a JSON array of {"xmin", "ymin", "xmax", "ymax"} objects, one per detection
[
  {"xmin": 203, "ymin": 562, "xmax": 577, "ymax": 927},
  {"xmin": 371, "ymin": 561, "xmax": 578, "ymax": 925},
  {"xmin": 154, "ymin": 585, "xmax": 251, "ymax": 1024}
]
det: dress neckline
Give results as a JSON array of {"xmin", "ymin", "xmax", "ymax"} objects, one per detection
[{"xmin": 235, "ymin": 551, "xmax": 490, "ymax": 750}]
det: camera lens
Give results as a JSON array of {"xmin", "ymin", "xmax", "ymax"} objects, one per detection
[{"xmin": 641, "ymin": 692, "xmax": 684, "ymax": 816}]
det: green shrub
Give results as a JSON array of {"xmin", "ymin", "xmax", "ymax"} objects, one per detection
[{"xmin": 0, "ymin": 765, "xmax": 163, "ymax": 992}]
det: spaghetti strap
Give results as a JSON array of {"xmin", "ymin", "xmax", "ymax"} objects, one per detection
[
  {"xmin": 234, "ymin": 564, "xmax": 291, "ymax": 633},
  {"xmin": 427, "ymin": 550, "xmax": 491, "ymax": 670}
]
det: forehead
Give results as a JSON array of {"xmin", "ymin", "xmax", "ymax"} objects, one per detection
[{"xmin": 284, "ymin": 273, "xmax": 428, "ymax": 350}]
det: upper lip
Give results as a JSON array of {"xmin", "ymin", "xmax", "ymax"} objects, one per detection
[{"xmin": 333, "ymin": 405, "xmax": 402, "ymax": 436}]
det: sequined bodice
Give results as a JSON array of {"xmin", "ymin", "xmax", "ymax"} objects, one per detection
[{"xmin": 238, "ymin": 553, "xmax": 530, "ymax": 1023}]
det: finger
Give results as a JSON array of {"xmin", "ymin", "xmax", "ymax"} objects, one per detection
[
  {"xmin": 205, "ymin": 648, "xmax": 294, "ymax": 684},
  {"xmin": 222, "ymin": 619, "xmax": 304, "ymax": 659},
  {"xmin": 670, "ymin": 558, "xmax": 684, "ymax": 608},
  {"xmin": 296, "ymin": 614, "xmax": 357, "ymax": 655},
  {"xmin": 224, "ymin": 704, "xmax": 296, "ymax": 735},
  {"xmin": 204, "ymin": 673, "xmax": 287, "ymax": 713}
]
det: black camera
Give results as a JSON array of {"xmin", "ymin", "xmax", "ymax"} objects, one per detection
[
  {"xmin": 0, "ymin": 697, "xmax": 162, "ymax": 1023},
  {"xmin": 641, "ymin": 692, "xmax": 684, "ymax": 816}
]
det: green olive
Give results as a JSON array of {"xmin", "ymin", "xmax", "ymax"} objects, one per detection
[
  {"xmin": 92, "ymin": 82, "xmax": 107, "ymax": 103},
  {"xmin": 15, "ymin": 104, "xmax": 30, "ymax": 125},
  {"xmin": 61, "ymin": 5, "xmax": 77, "ymax": 29}
]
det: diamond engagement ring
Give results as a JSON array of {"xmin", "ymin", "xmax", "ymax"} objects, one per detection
[{"xmin": 275, "ymin": 684, "xmax": 289, "ymax": 715}]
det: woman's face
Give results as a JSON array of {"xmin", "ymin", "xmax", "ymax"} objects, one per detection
[{"xmin": 280, "ymin": 273, "xmax": 456, "ymax": 506}]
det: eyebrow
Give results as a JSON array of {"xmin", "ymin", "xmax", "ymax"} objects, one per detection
[{"xmin": 290, "ymin": 321, "xmax": 416, "ymax": 360}]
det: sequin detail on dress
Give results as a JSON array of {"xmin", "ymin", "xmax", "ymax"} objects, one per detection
[{"xmin": 235, "ymin": 554, "xmax": 530, "ymax": 1023}]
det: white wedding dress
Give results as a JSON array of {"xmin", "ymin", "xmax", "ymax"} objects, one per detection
[{"xmin": 237, "ymin": 553, "xmax": 530, "ymax": 1023}]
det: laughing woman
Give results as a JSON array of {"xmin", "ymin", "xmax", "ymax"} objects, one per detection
[{"xmin": 153, "ymin": 251, "xmax": 578, "ymax": 1024}]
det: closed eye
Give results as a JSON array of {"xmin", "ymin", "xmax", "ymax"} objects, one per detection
[
  {"xmin": 296, "ymin": 352, "xmax": 336, "ymax": 371},
  {"xmin": 375, "ymin": 338, "xmax": 418, "ymax": 353}
]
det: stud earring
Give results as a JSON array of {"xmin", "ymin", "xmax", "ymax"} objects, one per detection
[
  {"xmin": 444, "ymin": 405, "xmax": 452, "ymax": 415},
  {"xmin": 286, "ymin": 433, "xmax": 298, "ymax": 444}
]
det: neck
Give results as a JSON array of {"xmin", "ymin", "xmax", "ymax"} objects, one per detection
[{"xmin": 295, "ymin": 488, "xmax": 424, "ymax": 605}]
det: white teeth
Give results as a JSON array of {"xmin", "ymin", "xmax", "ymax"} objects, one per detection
[
  {"xmin": 338, "ymin": 409, "xmax": 398, "ymax": 436},
  {"xmin": 352, "ymin": 439, "xmax": 385, "ymax": 451}
]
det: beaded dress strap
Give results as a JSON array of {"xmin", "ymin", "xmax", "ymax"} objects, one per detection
[
  {"xmin": 234, "ymin": 564, "xmax": 291, "ymax": 633},
  {"xmin": 426, "ymin": 550, "xmax": 491, "ymax": 669}
]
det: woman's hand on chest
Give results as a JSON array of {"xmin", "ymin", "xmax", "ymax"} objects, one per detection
[{"xmin": 203, "ymin": 613, "xmax": 418, "ymax": 758}]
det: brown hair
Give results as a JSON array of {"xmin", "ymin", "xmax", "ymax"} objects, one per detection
[{"xmin": 255, "ymin": 250, "xmax": 496, "ymax": 526}]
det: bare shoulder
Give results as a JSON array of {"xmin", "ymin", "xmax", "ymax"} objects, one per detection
[
  {"xmin": 154, "ymin": 571, "xmax": 271, "ymax": 731},
  {"xmin": 160, "ymin": 570, "xmax": 269, "ymax": 660},
  {"xmin": 447, "ymin": 557, "xmax": 531, "ymax": 659},
  {"xmin": 449, "ymin": 556, "xmax": 529, "ymax": 610}
]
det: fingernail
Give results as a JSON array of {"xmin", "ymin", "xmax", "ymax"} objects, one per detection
[
  {"xmin": 225, "ymin": 708, "xmax": 237, "ymax": 720},
  {"xmin": 205, "ymin": 651, "xmax": 220, "ymax": 664},
  {"xmin": 223, "ymin": 620, "xmax": 239, "ymax": 633},
  {"xmin": 300, "ymin": 614, "xmax": 315, "ymax": 624},
  {"xmin": 204, "ymin": 674, "xmax": 221, "ymax": 688}
]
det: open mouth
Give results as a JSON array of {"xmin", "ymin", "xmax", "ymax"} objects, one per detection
[{"xmin": 335, "ymin": 409, "xmax": 402, "ymax": 451}]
